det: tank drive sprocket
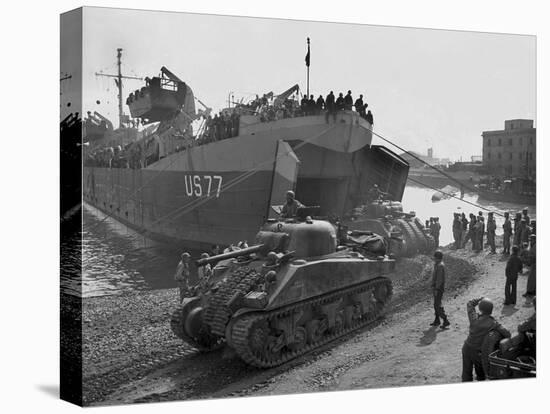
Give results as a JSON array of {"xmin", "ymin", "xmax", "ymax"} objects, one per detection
[
  {"xmin": 229, "ymin": 277, "xmax": 392, "ymax": 368},
  {"xmin": 170, "ymin": 297, "xmax": 224, "ymax": 351}
]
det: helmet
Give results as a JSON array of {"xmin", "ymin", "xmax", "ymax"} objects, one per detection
[
  {"xmin": 433, "ymin": 251, "xmax": 443, "ymax": 260},
  {"xmin": 181, "ymin": 252, "xmax": 191, "ymax": 258},
  {"xmin": 200, "ymin": 252, "xmax": 210, "ymax": 259},
  {"xmin": 479, "ymin": 298, "xmax": 494, "ymax": 315},
  {"xmin": 286, "ymin": 190, "xmax": 295, "ymax": 198}
]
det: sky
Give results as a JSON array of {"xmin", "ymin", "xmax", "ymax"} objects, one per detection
[{"xmin": 60, "ymin": 7, "xmax": 536, "ymax": 161}]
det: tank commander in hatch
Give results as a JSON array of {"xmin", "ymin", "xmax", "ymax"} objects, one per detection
[
  {"xmin": 280, "ymin": 190, "xmax": 304, "ymax": 219},
  {"xmin": 367, "ymin": 183, "xmax": 387, "ymax": 202}
]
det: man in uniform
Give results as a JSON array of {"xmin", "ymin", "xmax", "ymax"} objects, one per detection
[
  {"xmin": 460, "ymin": 213, "xmax": 469, "ymax": 248},
  {"xmin": 502, "ymin": 212, "xmax": 512, "ymax": 255},
  {"xmin": 522, "ymin": 207, "xmax": 530, "ymax": 226},
  {"xmin": 344, "ymin": 90, "xmax": 354, "ymax": 110},
  {"xmin": 463, "ymin": 213, "xmax": 476, "ymax": 250},
  {"xmin": 430, "ymin": 251, "xmax": 450, "ymax": 328},
  {"xmin": 197, "ymin": 252, "xmax": 213, "ymax": 292},
  {"xmin": 486, "ymin": 212, "xmax": 497, "ymax": 254},
  {"xmin": 316, "ymin": 95, "xmax": 325, "ymax": 113},
  {"xmin": 335, "ymin": 92, "xmax": 345, "ymax": 111},
  {"xmin": 518, "ymin": 218, "xmax": 530, "ymax": 248},
  {"xmin": 280, "ymin": 190, "xmax": 304, "ymax": 219},
  {"xmin": 452, "ymin": 213, "xmax": 462, "ymax": 249},
  {"xmin": 505, "ymin": 246, "xmax": 523, "ymax": 305},
  {"xmin": 513, "ymin": 213, "xmax": 522, "ymax": 247},
  {"xmin": 431, "ymin": 217, "xmax": 441, "ymax": 248},
  {"xmin": 462, "ymin": 297, "xmax": 510, "ymax": 381},
  {"xmin": 300, "ymin": 95, "xmax": 309, "ymax": 115},
  {"xmin": 524, "ymin": 234, "xmax": 536, "ymax": 298},
  {"xmin": 174, "ymin": 252, "xmax": 191, "ymax": 302},
  {"xmin": 354, "ymin": 94, "xmax": 365, "ymax": 117},
  {"xmin": 365, "ymin": 110, "xmax": 374, "ymax": 126},
  {"xmin": 478, "ymin": 216, "xmax": 486, "ymax": 251},
  {"xmin": 308, "ymin": 94, "xmax": 316, "ymax": 115},
  {"xmin": 367, "ymin": 183, "xmax": 387, "ymax": 202},
  {"xmin": 325, "ymin": 91, "xmax": 336, "ymax": 123}
]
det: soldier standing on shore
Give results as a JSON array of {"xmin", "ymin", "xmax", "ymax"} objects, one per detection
[
  {"xmin": 461, "ymin": 297, "xmax": 510, "ymax": 381},
  {"xmin": 478, "ymin": 216, "xmax": 485, "ymax": 252},
  {"xmin": 513, "ymin": 213, "xmax": 522, "ymax": 247},
  {"xmin": 463, "ymin": 213, "xmax": 476, "ymax": 249},
  {"xmin": 502, "ymin": 212, "xmax": 512, "ymax": 255},
  {"xmin": 486, "ymin": 212, "xmax": 496, "ymax": 254},
  {"xmin": 460, "ymin": 213, "xmax": 469, "ymax": 248},
  {"xmin": 472, "ymin": 217, "xmax": 482, "ymax": 252},
  {"xmin": 430, "ymin": 251, "xmax": 450, "ymax": 328},
  {"xmin": 522, "ymin": 207, "xmax": 530, "ymax": 226},
  {"xmin": 174, "ymin": 252, "xmax": 191, "ymax": 302},
  {"xmin": 524, "ymin": 234, "xmax": 536, "ymax": 298},
  {"xmin": 504, "ymin": 246, "xmax": 523, "ymax": 306},
  {"xmin": 452, "ymin": 213, "xmax": 462, "ymax": 249},
  {"xmin": 431, "ymin": 217, "xmax": 441, "ymax": 248}
]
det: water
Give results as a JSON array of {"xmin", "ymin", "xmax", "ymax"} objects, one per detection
[
  {"xmin": 62, "ymin": 188, "xmax": 535, "ymax": 297},
  {"xmin": 62, "ymin": 204, "xmax": 185, "ymax": 297},
  {"xmin": 402, "ymin": 185, "xmax": 536, "ymax": 246}
]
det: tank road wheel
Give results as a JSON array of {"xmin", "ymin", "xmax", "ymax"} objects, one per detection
[
  {"xmin": 306, "ymin": 318, "xmax": 327, "ymax": 344},
  {"xmin": 289, "ymin": 327, "xmax": 307, "ymax": 352},
  {"xmin": 245, "ymin": 317, "xmax": 284, "ymax": 363},
  {"xmin": 344, "ymin": 305, "xmax": 355, "ymax": 328},
  {"xmin": 248, "ymin": 319, "xmax": 270, "ymax": 354},
  {"xmin": 333, "ymin": 310, "xmax": 345, "ymax": 333}
]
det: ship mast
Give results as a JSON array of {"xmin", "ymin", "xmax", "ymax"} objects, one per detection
[{"xmin": 95, "ymin": 48, "xmax": 143, "ymax": 128}]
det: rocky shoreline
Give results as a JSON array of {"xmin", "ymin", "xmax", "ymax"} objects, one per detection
[{"xmin": 60, "ymin": 245, "xmax": 487, "ymax": 406}]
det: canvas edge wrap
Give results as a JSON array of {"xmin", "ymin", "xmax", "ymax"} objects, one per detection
[{"xmin": 60, "ymin": 7, "xmax": 83, "ymax": 406}]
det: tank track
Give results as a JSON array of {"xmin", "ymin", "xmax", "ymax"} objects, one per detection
[
  {"xmin": 409, "ymin": 219, "xmax": 428, "ymax": 252},
  {"xmin": 203, "ymin": 266, "xmax": 263, "ymax": 336},
  {"xmin": 395, "ymin": 218, "xmax": 418, "ymax": 256},
  {"xmin": 230, "ymin": 277, "xmax": 392, "ymax": 368}
]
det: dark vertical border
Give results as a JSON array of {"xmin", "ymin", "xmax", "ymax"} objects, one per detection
[{"xmin": 60, "ymin": 7, "xmax": 83, "ymax": 406}]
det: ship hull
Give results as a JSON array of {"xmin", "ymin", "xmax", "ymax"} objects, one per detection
[{"xmin": 83, "ymin": 111, "xmax": 409, "ymax": 249}]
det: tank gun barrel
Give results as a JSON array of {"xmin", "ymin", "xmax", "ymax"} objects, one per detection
[{"xmin": 196, "ymin": 244, "xmax": 265, "ymax": 267}]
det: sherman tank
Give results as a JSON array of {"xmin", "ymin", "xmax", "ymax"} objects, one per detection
[
  {"xmin": 170, "ymin": 210, "xmax": 396, "ymax": 368},
  {"xmin": 343, "ymin": 199, "xmax": 435, "ymax": 257}
]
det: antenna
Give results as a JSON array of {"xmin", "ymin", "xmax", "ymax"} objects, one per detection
[{"xmin": 95, "ymin": 48, "xmax": 143, "ymax": 128}]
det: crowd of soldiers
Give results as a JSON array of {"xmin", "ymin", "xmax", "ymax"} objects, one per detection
[
  {"xmin": 199, "ymin": 111, "xmax": 241, "ymax": 144},
  {"xmin": 299, "ymin": 90, "xmax": 374, "ymax": 125},
  {"xmin": 84, "ymin": 138, "xmax": 160, "ymax": 169},
  {"xmin": 446, "ymin": 208, "xmax": 535, "ymax": 256}
]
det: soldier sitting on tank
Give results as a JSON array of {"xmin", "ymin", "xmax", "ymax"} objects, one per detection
[{"xmin": 280, "ymin": 190, "xmax": 305, "ymax": 219}]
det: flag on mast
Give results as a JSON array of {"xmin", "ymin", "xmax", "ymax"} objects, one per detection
[{"xmin": 305, "ymin": 37, "xmax": 310, "ymax": 67}]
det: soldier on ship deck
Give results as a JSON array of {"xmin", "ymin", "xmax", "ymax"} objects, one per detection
[{"xmin": 280, "ymin": 190, "xmax": 305, "ymax": 219}]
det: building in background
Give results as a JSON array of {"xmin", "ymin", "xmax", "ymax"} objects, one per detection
[
  {"xmin": 482, "ymin": 119, "xmax": 536, "ymax": 179},
  {"xmin": 399, "ymin": 149, "xmax": 450, "ymax": 168}
]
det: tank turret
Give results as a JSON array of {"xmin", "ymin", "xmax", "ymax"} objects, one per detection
[
  {"xmin": 344, "ymin": 200, "xmax": 435, "ymax": 257},
  {"xmin": 170, "ymin": 217, "xmax": 395, "ymax": 367}
]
